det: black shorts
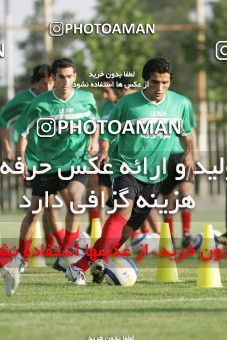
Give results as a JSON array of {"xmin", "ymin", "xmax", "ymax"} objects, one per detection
[
  {"xmin": 26, "ymin": 170, "xmax": 35, "ymax": 189},
  {"xmin": 98, "ymin": 173, "xmax": 112, "ymax": 188},
  {"xmin": 98, "ymin": 164, "xmax": 112, "ymax": 188},
  {"xmin": 107, "ymin": 175, "xmax": 160, "ymax": 231},
  {"xmin": 160, "ymin": 153, "xmax": 194, "ymax": 196},
  {"xmin": 31, "ymin": 171, "xmax": 88, "ymax": 197}
]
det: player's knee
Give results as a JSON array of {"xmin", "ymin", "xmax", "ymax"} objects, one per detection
[
  {"xmin": 67, "ymin": 190, "xmax": 83, "ymax": 204},
  {"xmin": 179, "ymin": 182, "xmax": 191, "ymax": 197},
  {"xmin": 25, "ymin": 209, "xmax": 39, "ymax": 223},
  {"xmin": 66, "ymin": 197, "xmax": 82, "ymax": 214}
]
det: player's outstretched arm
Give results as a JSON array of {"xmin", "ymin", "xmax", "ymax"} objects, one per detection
[{"xmin": 0, "ymin": 127, "xmax": 15, "ymax": 161}]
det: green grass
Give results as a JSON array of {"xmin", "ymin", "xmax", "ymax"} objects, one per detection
[
  {"xmin": 1, "ymin": 257, "xmax": 227, "ymax": 340},
  {"xmin": 0, "ymin": 199, "xmax": 226, "ymax": 340}
]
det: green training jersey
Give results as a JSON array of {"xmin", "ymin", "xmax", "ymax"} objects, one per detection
[
  {"xmin": 0, "ymin": 89, "xmax": 39, "ymax": 168},
  {"xmin": 100, "ymin": 101, "xmax": 115, "ymax": 120},
  {"xmin": 0, "ymin": 89, "xmax": 36, "ymax": 129},
  {"xmin": 171, "ymin": 97, "xmax": 196, "ymax": 154},
  {"xmin": 15, "ymin": 89, "xmax": 99, "ymax": 173},
  {"xmin": 99, "ymin": 101, "xmax": 117, "ymax": 145},
  {"xmin": 102, "ymin": 90, "xmax": 192, "ymax": 184}
]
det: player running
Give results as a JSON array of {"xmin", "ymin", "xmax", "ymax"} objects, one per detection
[
  {"xmin": 85, "ymin": 75, "xmax": 117, "ymax": 232},
  {"xmin": 0, "ymin": 64, "xmax": 54, "ymax": 161},
  {"xmin": 161, "ymin": 107, "xmax": 198, "ymax": 248},
  {"xmin": 0, "ymin": 58, "xmax": 99, "ymax": 296},
  {"xmin": 65, "ymin": 57, "xmax": 195, "ymax": 285},
  {"xmin": 0, "ymin": 65, "xmax": 66, "ymax": 252},
  {"xmin": 100, "ymin": 75, "xmax": 160, "ymax": 235}
]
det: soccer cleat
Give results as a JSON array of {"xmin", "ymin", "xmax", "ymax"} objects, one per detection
[
  {"xmin": 171, "ymin": 236, "xmax": 176, "ymax": 248},
  {"xmin": 215, "ymin": 232, "xmax": 227, "ymax": 246},
  {"xmin": 53, "ymin": 257, "xmax": 67, "ymax": 273},
  {"xmin": 181, "ymin": 234, "xmax": 192, "ymax": 249},
  {"xmin": 90, "ymin": 259, "xmax": 106, "ymax": 284},
  {"xmin": 86, "ymin": 223, "xmax": 92, "ymax": 236},
  {"xmin": 53, "ymin": 253, "xmax": 83, "ymax": 273},
  {"xmin": 65, "ymin": 266, "xmax": 86, "ymax": 285},
  {"xmin": 19, "ymin": 261, "xmax": 28, "ymax": 273},
  {"xmin": 0, "ymin": 257, "xmax": 20, "ymax": 297},
  {"xmin": 14, "ymin": 253, "xmax": 28, "ymax": 273}
]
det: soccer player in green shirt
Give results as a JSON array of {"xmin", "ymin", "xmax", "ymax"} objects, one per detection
[
  {"xmin": 0, "ymin": 64, "xmax": 54, "ymax": 161},
  {"xmin": 85, "ymin": 76, "xmax": 117, "ymax": 233},
  {"xmin": 0, "ymin": 64, "xmax": 66, "ymax": 252},
  {"xmin": 112, "ymin": 75, "xmax": 161, "ymax": 236},
  {"xmin": 160, "ymin": 104, "xmax": 198, "ymax": 248},
  {"xmin": 0, "ymin": 58, "xmax": 99, "ymax": 295},
  {"xmin": 65, "ymin": 57, "xmax": 195, "ymax": 285}
]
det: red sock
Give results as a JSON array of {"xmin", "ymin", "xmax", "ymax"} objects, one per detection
[
  {"xmin": 131, "ymin": 231, "xmax": 140, "ymax": 240},
  {"xmin": 181, "ymin": 210, "xmax": 191, "ymax": 235},
  {"xmin": 45, "ymin": 233, "xmax": 55, "ymax": 248},
  {"xmin": 98, "ymin": 213, "xmax": 127, "ymax": 254},
  {"xmin": 0, "ymin": 244, "xmax": 12, "ymax": 267},
  {"xmin": 88, "ymin": 209, "xmax": 100, "ymax": 223},
  {"xmin": 19, "ymin": 239, "xmax": 32, "ymax": 262},
  {"xmin": 74, "ymin": 213, "xmax": 127, "ymax": 272},
  {"xmin": 53, "ymin": 228, "xmax": 65, "ymax": 247},
  {"xmin": 0, "ymin": 257, "xmax": 12, "ymax": 267},
  {"xmin": 141, "ymin": 220, "xmax": 151, "ymax": 234},
  {"xmin": 141, "ymin": 227, "xmax": 151, "ymax": 234},
  {"xmin": 62, "ymin": 228, "xmax": 80, "ymax": 251},
  {"xmin": 164, "ymin": 216, "xmax": 174, "ymax": 236},
  {"xmin": 73, "ymin": 238, "xmax": 102, "ymax": 272}
]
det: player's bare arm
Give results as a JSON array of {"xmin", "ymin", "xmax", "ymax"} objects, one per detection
[
  {"xmin": 98, "ymin": 139, "xmax": 110, "ymax": 167},
  {"xmin": 192, "ymin": 127, "xmax": 199, "ymax": 162},
  {"xmin": 0, "ymin": 127, "xmax": 15, "ymax": 161},
  {"xmin": 87, "ymin": 126, "xmax": 100, "ymax": 156},
  {"xmin": 17, "ymin": 135, "xmax": 28, "ymax": 178},
  {"xmin": 180, "ymin": 134, "xmax": 195, "ymax": 180}
]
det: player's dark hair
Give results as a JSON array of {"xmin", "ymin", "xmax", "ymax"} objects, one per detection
[
  {"xmin": 100, "ymin": 74, "xmax": 111, "ymax": 83},
  {"xmin": 142, "ymin": 57, "xmax": 174, "ymax": 80},
  {"xmin": 51, "ymin": 58, "xmax": 76, "ymax": 75},
  {"xmin": 100, "ymin": 75, "xmax": 134, "ymax": 89},
  {"xmin": 30, "ymin": 64, "xmax": 52, "ymax": 84},
  {"xmin": 113, "ymin": 76, "xmax": 134, "ymax": 89}
]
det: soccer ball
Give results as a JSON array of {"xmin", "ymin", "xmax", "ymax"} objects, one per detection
[
  {"xmin": 104, "ymin": 257, "xmax": 137, "ymax": 287},
  {"xmin": 191, "ymin": 233, "xmax": 203, "ymax": 251},
  {"xmin": 131, "ymin": 232, "xmax": 160, "ymax": 254},
  {"xmin": 192, "ymin": 229, "xmax": 223, "ymax": 251}
]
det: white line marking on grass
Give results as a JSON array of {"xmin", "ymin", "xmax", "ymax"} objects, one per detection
[{"xmin": 1, "ymin": 297, "xmax": 227, "ymax": 307}]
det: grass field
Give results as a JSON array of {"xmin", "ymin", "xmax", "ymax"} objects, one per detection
[
  {"xmin": 0, "ymin": 196, "xmax": 227, "ymax": 340},
  {"xmin": 1, "ymin": 260, "xmax": 227, "ymax": 340}
]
